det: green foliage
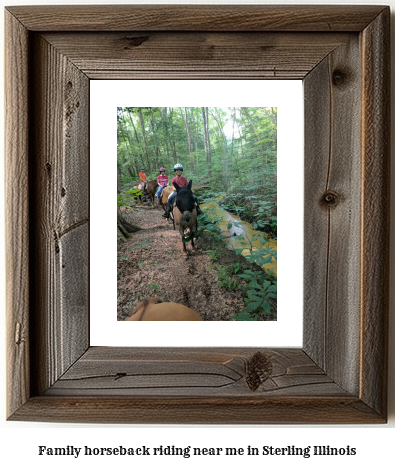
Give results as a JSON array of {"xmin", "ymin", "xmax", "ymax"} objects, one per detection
[
  {"xmin": 230, "ymin": 269, "xmax": 277, "ymax": 320},
  {"xmin": 117, "ymin": 107, "xmax": 276, "ymax": 192},
  {"xmin": 149, "ymin": 283, "xmax": 159, "ymax": 291},
  {"xmin": 215, "ymin": 266, "xmax": 238, "ymax": 290},
  {"xmin": 117, "ymin": 188, "xmax": 142, "ymax": 208},
  {"xmin": 195, "ymin": 210, "xmax": 222, "ymax": 243},
  {"xmin": 199, "ymin": 206, "xmax": 277, "ymax": 321},
  {"xmin": 232, "ymin": 311, "xmax": 260, "ymax": 321},
  {"xmin": 235, "ymin": 240, "xmax": 277, "ymax": 266}
]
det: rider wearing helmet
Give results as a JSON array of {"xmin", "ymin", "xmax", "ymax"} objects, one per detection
[
  {"xmin": 162, "ymin": 163, "xmax": 202, "ymax": 218},
  {"xmin": 156, "ymin": 167, "xmax": 169, "ymax": 204},
  {"xmin": 138, "ymin": 167, "xmax": 148, "ymax": 192}
]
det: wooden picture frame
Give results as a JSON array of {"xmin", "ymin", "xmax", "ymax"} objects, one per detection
[{"xmin": 5, "ymin": 5, "xmax": 389, "ymax": 424}]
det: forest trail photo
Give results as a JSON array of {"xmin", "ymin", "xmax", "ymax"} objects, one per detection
[
  {"xmin": 117, "ymin": 201, "xmax": 247, "ymax": 321},
  {"xmin": 117, "ymin": 107, "xmax": 277, "ymax": 321}
]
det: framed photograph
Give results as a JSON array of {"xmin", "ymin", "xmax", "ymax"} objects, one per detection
[
  {"xmin": 91, "ymin": 80, "xmax": 303, "ymax": 346},
  {"xmin": 5, "ymin": 5, "xmax": 389, "ymax": 423}
]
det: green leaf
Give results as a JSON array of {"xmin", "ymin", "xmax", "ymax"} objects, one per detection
[
  {"xmin": 232, "ymin": 311, "xmax": 259, "ymax": 321},
  {"xmin": 248, "ymin": 278, "xmax": 260, "ymax": 289},
  {"xmin": 247, "ymin": 294, "xmax": 262, "ymax": 302},
  {"xmin": 246, "ymin": 301, "xmax": 262, "ymax": 312},
  {"xmin": 238, "ymin": 274, "xmax": 253, "ymax": 280},
  {"xmin": 262, "ymin": 301, "xmax": 271, "ymax": 313}
]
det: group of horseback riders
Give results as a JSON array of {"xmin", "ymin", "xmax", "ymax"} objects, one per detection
[{"xmin": 137, "ymin": 163, "xmax": 202, "ymax": 218}]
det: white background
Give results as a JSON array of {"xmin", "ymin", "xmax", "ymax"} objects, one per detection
[
  {"xmin": 90, "ymin": 80, "xmax": 303, "ymax": 347},
  {"xmin": 1, "ymin": 0, "xmax": 394, "ymax": 469}
]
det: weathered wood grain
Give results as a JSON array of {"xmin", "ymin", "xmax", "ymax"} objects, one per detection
[
  {"xmin": 46, "ymin": 348, "xmax": 344, "ymax": 397},
  {"xmin": 5, "ymin": 5, "xmax": 389, "ymax": 424},
  {"xmin": 304, "ymin": 35, "xmax": 362, "ymax": 395},
  {"xmin": 5, "ymin": 10, "xmax": 30, "ymax": 419},
  {"xmin": 42, "ymin": 32, "xmax": 351, "ymax": 80},
  {"xmin": 303, "ymin": 55, "xmax": 332, "ymax": 370},
  {"xmin": 9, "ymin": 396, "xmax": 384, "ymax": 425},
  {"xmin": 360, "ymin": 10, "xmax": 390, "ymax": 418},
  {"xmin": 5, "ymin": 5, "xmax": 386, "ymax": 32},
  {"xmin": 29, "ymin": 35, "xmax": 90, "ymax": 395}
]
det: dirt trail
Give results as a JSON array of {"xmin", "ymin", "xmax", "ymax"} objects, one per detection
[{"xmin": 117, "ymin": 202, "xmax": 246, "ymax": 321}]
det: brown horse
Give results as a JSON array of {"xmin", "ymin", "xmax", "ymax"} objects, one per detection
[
  {"xmin": 145, "ymin": 179, "xmax": 158, "ymax": 206},
  {"xmin": 126, "ymin": 299, "xmax": 203, "ymax": 321},
  {"xmin": 136, "ymin": 179, "xmax": 158, "ymax": 205},
  {"xmin": 135, "ymin": 182, "xmax": 146, "ymax": 204},
  {"xmin": 173, "ymin": 180, "xmax": 198, "ymax": 256},
  {"xmin": 161, "ymin": 186, "xmax": 175, "ymax": 213}
]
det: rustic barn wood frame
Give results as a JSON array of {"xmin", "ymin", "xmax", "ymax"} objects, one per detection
[{"xmin": 5, "ymin": 5, "xmax": 389, "ymax": 424}]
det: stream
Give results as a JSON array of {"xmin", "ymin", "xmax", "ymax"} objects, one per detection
[{"xmin": 202, "ymin": 198, "xmax": 277, "ymax": 274}]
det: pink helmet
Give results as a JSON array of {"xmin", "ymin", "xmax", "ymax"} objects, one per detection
[{"xmin": 159, "ymin": 167, "xmax": 165, "ymax": 172}]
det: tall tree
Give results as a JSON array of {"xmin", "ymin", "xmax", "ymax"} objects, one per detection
[
  {"xmin": 138, "ymin": 108, "xmax": 152, "ymax": 172},
  {"xmin": 169, "ymin": 107, "xmax": 178, "ymax": 163},
  {"xmin": 240, "ymin": 107, "xmax": 264, "ymax": 159},
  {"xmin": 183, "ymin": 107, "xmax": 194, "ymax": 172},
  {"xmin": 201, "ymin": 107, "xmax": 212, "ymax": 178},
  {"xmin": 210, "ymin": 108, "xmax": 229, "ymax": 189},
  {"xmin": 126, "ymin": 108, "xmax": 145, "ymax": 169},
  {"xmin": 149, "ymin": 107, "xmax": 160, "ymax": 171}
]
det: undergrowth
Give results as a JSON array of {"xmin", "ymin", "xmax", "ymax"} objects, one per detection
[{"xmin": 197, "ymin": 205, "xmax": 277, "ymax": 321}]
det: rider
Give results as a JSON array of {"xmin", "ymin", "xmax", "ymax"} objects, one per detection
[
  {"xmin": 162, "ymin": 163, "xmax": 202, "ymax": 218},
  {"xmin": 139, "ymin": 167, "xmax": 148, "ymax": 192},
  {"xmin": 156, "ymin": 167, "xmax": 169, "ymax": 204}
]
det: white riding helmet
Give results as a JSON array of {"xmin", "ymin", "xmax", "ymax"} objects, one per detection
[{"xmin": 174, "ymin": 163, "xmax": 183, "ymax": 171}]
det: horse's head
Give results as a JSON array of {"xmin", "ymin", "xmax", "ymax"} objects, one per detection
[
  {"xmin": 126, "ymin": 298, "xmax": 203, "ymax": 321},
  {"xmin": 173, "ymin": 180, "xmax": 195, "ymax": 222}
]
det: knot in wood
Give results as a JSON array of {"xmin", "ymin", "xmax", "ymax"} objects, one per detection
[
  {"xmin": 321, "ymin": 190, "xmax": 340, "ymax": 208},
  {"xmin": 332, "ymin": 68, "xmax": 348, "ymax": 87},
  {"xmin": 123, "ymin": 35, "xmax": 149, "ymax": 48},
  {"xmin": 246, "ymin": 351, "xmax": 273, "ymax": 391}
]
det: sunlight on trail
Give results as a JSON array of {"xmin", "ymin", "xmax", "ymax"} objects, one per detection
[{"xmin": 202, "ymin": 198, "xmax": 277, "ymax": 274}]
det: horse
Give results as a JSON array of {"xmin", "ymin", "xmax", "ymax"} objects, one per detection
[
  {"xmin": 136, "ymin": 179, "xmax": 157, "ymax": 205},
  {"xmin": 135, "ymin": 182, "xmax": 146, "ymax": 204},
  {"xmin": 126, "ymin": 298, "xmax": 203, "ymax": 321},
  {"xmin": 160, "ymin": 186, "xmax": 175, "ymax": 222},
  {"xmin": 145, "ymin": 179, "xmax": 158, "ymax": 206},
  {"xmin": 173, "ymin": 180, "xmax": 198, "ymax": 256}
]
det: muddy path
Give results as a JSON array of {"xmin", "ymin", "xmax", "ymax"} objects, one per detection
[{"xmin": 117, "ymin": 202, "xmax": 247, "ymax": 321}]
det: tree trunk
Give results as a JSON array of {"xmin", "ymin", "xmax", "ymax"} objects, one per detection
[
  {"xmin": 210, "ymin": 109, "xmax": 229, "ymax": 190},
  {"xmin": 231, "ymin": 107, "xmax": 242, "ymax": 182},
  {"xmin": 194, "ymin": 108, "xmax": 199, "ymax": 170},
  {"xmin": 201, "ymin": 107, "xmax": 212, "ymax": 178},
  {"xmin": 162, "ymin": 108, "xmax": 171, "ymax": 170},
  {"xmin": 184, "ymin": 107, "xmax": 194, "ymax": 172},
  {"xmin": 150, "ymin": 108, "xmax": 160, "ymax": 171},
  {"xmin": 117, "ymin": 208, "xmax": 143, "ymax": 242},
  {"xmin": 169, "ymin": 107, "xmax": 177, "ymax": 163},
  {"xmin": 240, "ymin": 107, "xmax": 263, "ymax": 159},
  {"xmin": 138, "ymin": 107, "xmax": 152, "ymax": 172},
  {"xmin": 127, "ymin": 110, "xmax": 146, "ymax": 169}
]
